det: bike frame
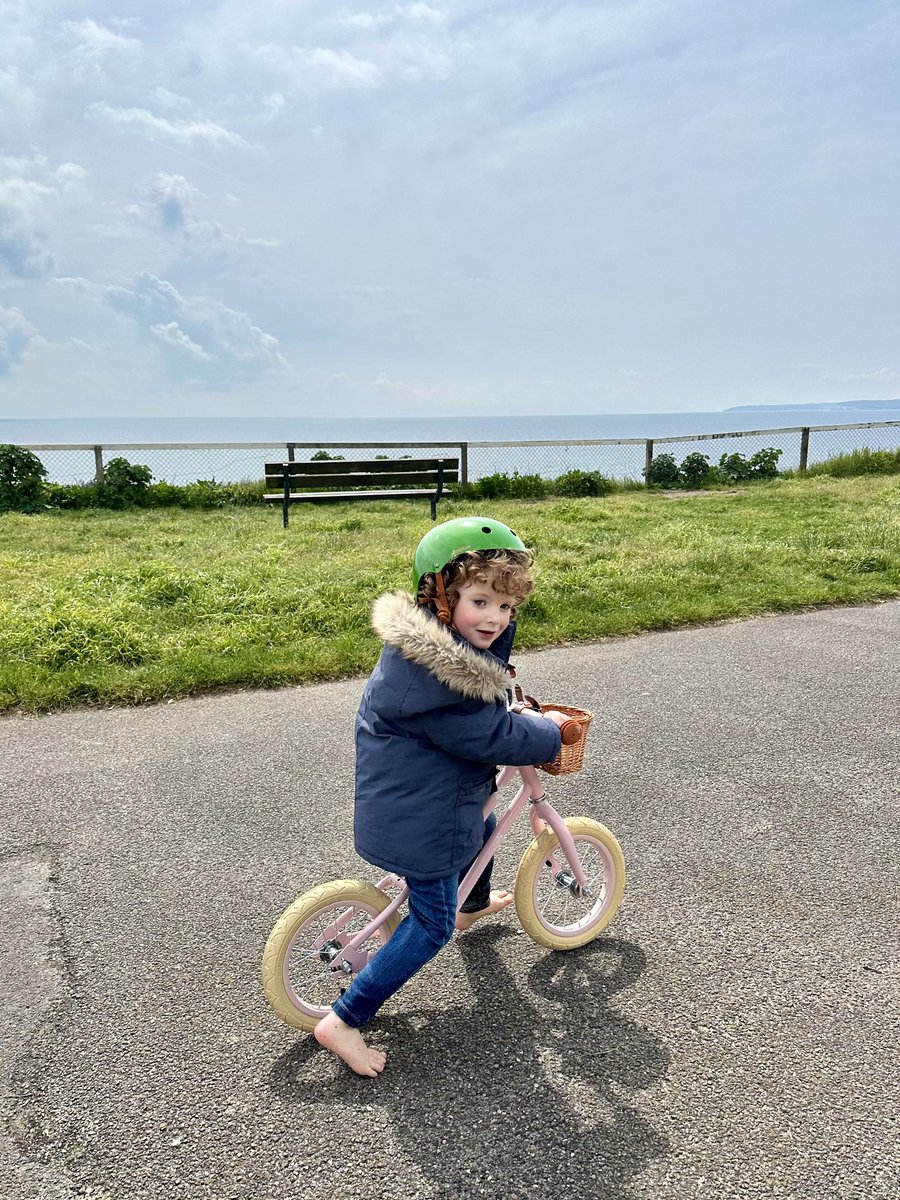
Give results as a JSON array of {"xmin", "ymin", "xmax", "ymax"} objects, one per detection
[{"xmin": 321, "ymin": 763, "xmax": 591, "ymax": 974}]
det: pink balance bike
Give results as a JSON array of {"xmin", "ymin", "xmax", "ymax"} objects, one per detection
[{"xmin": 261, "ymin": 702, "xmax": 625, "ymax": 1032}]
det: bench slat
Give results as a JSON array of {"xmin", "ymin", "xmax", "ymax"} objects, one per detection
[
  {"xmin": 263, "ymin": 489, "xmax": 439, "ymax": 503},
  {"xmin": 265, "ymin": 470, "xmax": 458, "ymax": 489},
  {"xmin": 264, "ymin": 457, "xmax": 456, "ymax": 476}
]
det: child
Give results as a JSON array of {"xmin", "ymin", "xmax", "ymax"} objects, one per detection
[{"xmin": 315, "ymin": 516, "xmax": 568, "ymax": 1075}]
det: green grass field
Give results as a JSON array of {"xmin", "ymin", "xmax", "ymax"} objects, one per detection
[{"xmin": 2, "ymin": 474, "xmax": 899, "ymax": 713}]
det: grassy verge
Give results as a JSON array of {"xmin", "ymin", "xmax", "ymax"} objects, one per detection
[{"xmin": 2, "ymin": 474, "xmax": 899, "ymax": 713}]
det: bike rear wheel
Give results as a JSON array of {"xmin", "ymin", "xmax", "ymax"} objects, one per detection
[
  {"xmin": 514, "ymin": 817, "xmax": 625, "ymax": 950},
  {"xmin": 261, "ymin": 879, "xmax": 400, "ymax": 1032}
]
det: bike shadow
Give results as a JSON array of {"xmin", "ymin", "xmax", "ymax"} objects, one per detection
[{"xmin": 270, "ymin": 929, "xmax": 669, "ymax": 1200}]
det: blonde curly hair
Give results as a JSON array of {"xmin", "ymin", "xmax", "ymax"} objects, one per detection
[{"xmin": 417, "ymin": 548, "xmax": 534, "ymax": 618}]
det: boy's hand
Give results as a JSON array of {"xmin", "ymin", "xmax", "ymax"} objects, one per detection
[{"xmin": 541, "ymin": 709, "xmax": 570, "ymax": 728}]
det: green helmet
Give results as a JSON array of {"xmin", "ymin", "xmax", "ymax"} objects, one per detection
[{"xmin": 413, "ymin": 516, "xmax": 527, "ymax": 593}]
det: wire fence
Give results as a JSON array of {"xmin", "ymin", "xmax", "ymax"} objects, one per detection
[{"xmin": 12, "ymin": 420, "xmax": 900, "ymax": 487}]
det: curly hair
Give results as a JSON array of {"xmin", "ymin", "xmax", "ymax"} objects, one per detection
[{"xmin": 417, "ymin": 548, "xmax": 534, "ymax": 617}]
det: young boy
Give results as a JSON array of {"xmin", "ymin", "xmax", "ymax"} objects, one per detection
[{"xmin": 315, "ymin": 516, "xmax": 568, "ymax": 1075}]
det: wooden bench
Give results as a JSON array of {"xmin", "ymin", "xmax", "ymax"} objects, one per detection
[{"xmin": 264, "ymin": 457, "xmax": 458, "ymax": 527}]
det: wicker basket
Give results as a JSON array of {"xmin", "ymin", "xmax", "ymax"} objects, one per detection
[{"xmin": 539, "ymin": 704, "xmax": 593, "ymax": 775}]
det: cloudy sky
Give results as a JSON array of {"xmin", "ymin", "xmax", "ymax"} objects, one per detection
[{"xmin": 1, "ymin": 0, "xmax": 899, "ymax": 419}]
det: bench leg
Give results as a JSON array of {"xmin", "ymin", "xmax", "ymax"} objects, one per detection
[
  {"xmin": 282, "ymin": 470, "xmax": 290, "ymax": 528},
  {"xmin": 430, "ymin": 497, "xmax": 437, "ymax": 520}
]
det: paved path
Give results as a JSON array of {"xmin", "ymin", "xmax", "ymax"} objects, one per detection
[{"xmin": 2, "ymin": 602, "xmax": 898, "ymax": 1200}]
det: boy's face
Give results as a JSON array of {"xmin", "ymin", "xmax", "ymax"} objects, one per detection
[{"xmin": 452, "ymin": 580, "xmax": 516, "ymax": 650}]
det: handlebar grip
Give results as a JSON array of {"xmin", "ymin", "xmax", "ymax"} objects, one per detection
[{"xmin": 559, "ymin": 719, "xmax": 582, "ymax": 746}]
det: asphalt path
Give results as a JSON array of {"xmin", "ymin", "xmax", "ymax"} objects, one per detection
[{"xmin": 2, "ymin": 601, "xmax": 898, "ymax": 1200}]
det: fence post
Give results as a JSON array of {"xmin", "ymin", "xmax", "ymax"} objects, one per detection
[
  {"xmin": 799, "ymin": 427, "xmax": 810, "ymax": 473},
  {"xmin": 643, "ymin": 439, "xmax": 654, "ymax": 484},
  {"xmin": 460, "ymin": 442, "xmax": 468, "ymax": 486},
  {"xmin": 93, "ymin": 445, "xmax": 105, "ymax": 485},
  {"xmin": 286, "ymin": 442, "xmax": 296, "ymax": 462}
]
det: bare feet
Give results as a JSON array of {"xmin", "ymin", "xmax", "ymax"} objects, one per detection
[
  {"xmin": 313, "ymin": 1011, "xmax": 386, "ymax": 1077},
  {"xmin": 455, "ymin": 889, "xmax": 515, "ymax": 931}
]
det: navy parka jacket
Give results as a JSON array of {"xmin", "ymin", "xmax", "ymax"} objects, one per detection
[{"xmin": 354, "ymin": 590, "xmax": 562, "ymax": 881}]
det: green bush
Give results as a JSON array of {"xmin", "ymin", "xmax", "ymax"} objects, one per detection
[
  {"xmin": 43, "ymin": 482, "xmax": 99, "ymax": 509},
  {"xmin": 181, "ymin": 480, "xmax": 228, "ymax": 509},
  {"xmin": 679, "ymin": 452, "xmax": 712, "ymax": 489},
  {"xmin": 144, "ymin": 481, "xmax": 187, "ymax": 507},
  {"xmin": 748, "ymin": 447, "xmax": 782, "ymax": 478},
  {"xmin": 553, "ymin": 469, "xmax": 614, "ymax": 497},
  {"xmin": 718, "ymin": 452, "xmax": 753, "ymax": 483},
  {"xmin": 468, "ymin": 471, "xmax": 547, "ymax": 499},
  {"xmin": 647, "ymin": 453, "xmax": 682, "ymax": 488},
  {"xmin": 100, "ymin": 457, "xmax": 153, "ymax": 509},
  {"xmin": 226, "ymin": 480, "xmax": 265, "ymax": 505},
  {"xmin": 0, "ymin": 444, "xmax": 48, "ymax": 513}
]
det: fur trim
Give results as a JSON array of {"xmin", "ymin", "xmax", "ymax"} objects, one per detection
[{"xmin": 371, "ymin": 590, "xmax": 510, "ymax": 703}]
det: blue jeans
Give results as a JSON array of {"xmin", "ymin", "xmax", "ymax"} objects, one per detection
[{"xmin": 332, "ymin": 815, "xmax": 497, "ymax": 1029}]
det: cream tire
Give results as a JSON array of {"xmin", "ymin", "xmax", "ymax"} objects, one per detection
[
  {"xmin": 261, "ymin": 879, "xmax": 400, "ymax": 1032},
  {"xmin": 514, "ymin": 817, "xmax": 625, "ymax": 950}
]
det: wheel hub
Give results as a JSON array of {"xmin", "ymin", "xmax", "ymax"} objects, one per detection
[{"xmin": 555, "ymin": 868, "xmax": 590, "ymax": 898}]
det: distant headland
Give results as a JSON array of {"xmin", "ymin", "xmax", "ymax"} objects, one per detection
[{"xmin": 725, "ymin": 399, "xmax": 900, "ymax": 413}]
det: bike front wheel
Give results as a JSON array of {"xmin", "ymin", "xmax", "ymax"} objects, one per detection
[
  {"xmin": 514, "ymin": 817, "xmax": 625, "ymax": 950},
  {"xmin": 261, "ymin": 879, "xmax": 401, "ymax": 1032}
]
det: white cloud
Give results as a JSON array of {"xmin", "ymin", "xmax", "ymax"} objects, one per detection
[
  {"xmin": 253, "ymin": 45, "xmax": 382, "ymax": 89},
  {"xmin": 150, "ymin": 321, "xmax": 212, "ymax": 360},
  {"xmin": 60, "ymin": 18, "xmax": 142, "ymax": 83},
  {"xmin": 55, "ymin": 272, "xmax": 289, "ymax": 383},
  {"xmin": 0, "ymin": 306, "xmax": 39, "ymax": 374},
  {"xmin": 137, "ymin": 173, "xmax": 281, "ymax": 258},
  {"xmin": 87, "ymin": 103, "xmax": 255, "ymax": 150},
  {"xmin": 0, "ymin": 158, "xmax": 89, "ymax": 278},
  {"xmin": 338, "ymin": 4, "xmax": 446, "ymax": 31},
  {"xmin": 146, "ymin": 173, "xmax": 199, "ymax": 231}
]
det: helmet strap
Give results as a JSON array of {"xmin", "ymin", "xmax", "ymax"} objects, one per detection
[{"xmin": 433, "ymin": 572, "xmax": 453, "ymax": 624}]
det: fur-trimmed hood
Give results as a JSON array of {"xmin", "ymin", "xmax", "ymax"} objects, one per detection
[{"xmin": 371, "ymin": 590, "xmax": 512, "ymax": 704}]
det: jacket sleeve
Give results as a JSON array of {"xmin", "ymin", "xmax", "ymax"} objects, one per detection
[{"xmin": 412, "ymin": 698, "xmax": 562, "ymax": 767}]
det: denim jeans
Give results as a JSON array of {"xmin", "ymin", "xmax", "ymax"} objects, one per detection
[{"xmin": 331, "ymin": 815, "xmax": 497, "ymax": 1029}]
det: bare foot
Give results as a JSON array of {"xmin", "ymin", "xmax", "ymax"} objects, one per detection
[
  {"xmin": 455, "ymin": 889, "xmax": 515, "ymax": 931},
  {"xmin": 313, "ymin": 1011, "xmax": 386, "ymax": 1077}
]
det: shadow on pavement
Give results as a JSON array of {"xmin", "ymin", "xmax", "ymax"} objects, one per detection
[{"xmin": 270, "ymin": 932, "xmax": 669, "ymax": 1200}]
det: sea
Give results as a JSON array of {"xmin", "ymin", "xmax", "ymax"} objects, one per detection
[{"xmin": 3, "ymin": 408, "xmax": 899, "ymax": 484}]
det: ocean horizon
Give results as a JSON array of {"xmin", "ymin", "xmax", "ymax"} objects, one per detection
[{"xmin": 5, "ymin": 405, "xmax": 900, "ymax": 448}]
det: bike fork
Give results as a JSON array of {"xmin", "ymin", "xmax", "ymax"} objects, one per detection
[{"xmin": 529, "ymin": 797, "xmax": 591, "ymax": 895}]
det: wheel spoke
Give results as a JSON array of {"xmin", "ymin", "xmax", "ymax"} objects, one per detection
[
  {"xmin": 533, "ymin": 835, "xmax": 615, "ymax": 934},
  {"xmin": 262, "ymin": 883, "xmax": 399, "ymax": 1031}
]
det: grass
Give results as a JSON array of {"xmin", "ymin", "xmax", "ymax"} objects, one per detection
[{"xmin": 2, "ymin": 474, "xmax": 899, "ymax": 713}]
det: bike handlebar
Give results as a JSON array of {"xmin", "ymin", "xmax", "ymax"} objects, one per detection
[
  {"xmin": 558, "ymin": 718, "xmax": 583, "ymax": 746},
  {"xmin": 513, "ymin": 692, "xmax": 585, "ymax": 747}
]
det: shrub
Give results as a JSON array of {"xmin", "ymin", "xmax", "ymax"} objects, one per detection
[
  {"xmin": 310, "ymin": 450, "xmax": 345, "ymax": 461},
  {"xmin": 679, "ymin": 452, "xmax": 712, "ymax": 489},
  {"xmin": 100, "ymin": 457, "xmax": 153, "ymax": 509},
  {"xmin": 470, "ymin": 471, "xmax": 547, "ymax": 499},
  {"xmin": 144, "ymin": 481, "xmax": 187, "ymax": 507},
  {"xmin": 181, "ymin": 480, "xmax": 229, "ymax": 509},
  {"xmin": 748, "ymin": 447, "xmax": 782, "ymax": 478},
  {"xmin": 226, "ymin": 480, "xmax": 265, "ymax": 505},
  {"xmin": 647, "ymin": 453, "xmax": 682, "ymax": 488},
  {"xmin": 44, "ymin": 482, "xmax": 100, "ymax": 509},
  {"xmin": 553, "ymin": 469, "xmax": 614, "ymax": 497},
  {"xmin": 718, "ymin": 452, "xmax": 753, "ymax": 483},
  {"xmin": 0, "ymin": 444, "xmax": 48, "ymax": 513}
]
